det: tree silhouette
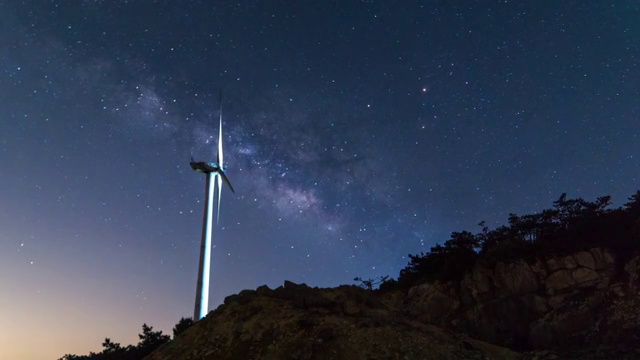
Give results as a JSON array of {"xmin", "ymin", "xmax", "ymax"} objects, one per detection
[
  {"xmin": 136, "ymin": 323, "xmax": 170, "ymax": 354},
  {"xmin": 624, "ymin": 191, "xmax": 640, "ymax": 215},
  {"xmin": 397, "ymin": 191, "xmax": 640, "ymax": 289},
  {"xmin": 101, "ymin": 338, "xmax": 122, "ymax": 353},
  {"xmin": 172, "ymin": 317, "xmax": 194, "ymax": 338},
  {"xmin": 58, "ymin": 323, "xmax": 170, "ymax": 360},
  {"xmin": 354, "ymin": 275, "xmax": 390, "ymax": 291}
]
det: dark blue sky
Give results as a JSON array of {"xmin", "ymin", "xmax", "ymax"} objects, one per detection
[{"xmin": 1, "ymin": 1, "xmax": 638, "ymax": 358}]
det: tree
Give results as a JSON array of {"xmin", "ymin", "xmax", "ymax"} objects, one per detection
[
  {"xmin": 447, "ymin": 231, "xmax": 480, "ymax": 251},
  {"xmin": 137, "ymin": 323, "xmax": 170, "ymax": 351},
  {"xmin": 354, "ymin": 275, "xmax": 389, "ymax": 291},
  {"xmin": 101, "ymin": 338, "xmax": 122, "ymax": 353},
  {"xmin": 507, "ymin": 213, "xmax": 541, "ymax": 242},
  {"xmin": 396, "ymin": 191, "xmax": 640, "ymax": 289},
  {"xmin": 552, "ymin": 193, "xmax": 610, "ymax": 226},
  {"xmin": 172, "ymin": 317, "xmax": 194, "ymax": 338},
  {"xmin": 58, "ymin": 323, "xmax": 170, "ymax": 360},
  {"xmin": 624, "ymin": 191, "xmax": 640, "ymax": 215}
]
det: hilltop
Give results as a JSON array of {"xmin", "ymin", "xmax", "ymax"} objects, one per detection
[
  {"xmin": 146, "ymin": 246, "xmax": 640, "ymax": 359},
  {"xmin": 65, "ymin": 191, "xmax": 640, "ymax": 359},
  {"xmin": 145, "ymin": 281, "xmax": 519, "ymax": 360}
]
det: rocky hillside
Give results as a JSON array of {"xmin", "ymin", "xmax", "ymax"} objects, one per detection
[
  {"xmin": 146, "ymin": 248, "xmax": 640, "ymax": 360},
  {"xmin": 407, "ymin": 247, "xmax": 640, "ymax": 357},
  {"xmin": 145, "ymin": 281, "xmax": 518, "ymax": 360},
  {"xmin": 143, "ymin": 192, "xmax": 640, "ymax": 359}
]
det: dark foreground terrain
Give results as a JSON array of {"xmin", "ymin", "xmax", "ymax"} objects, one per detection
[{"xmin": 146, "ymin": 246, "xmax": 640, "ymax": 359}]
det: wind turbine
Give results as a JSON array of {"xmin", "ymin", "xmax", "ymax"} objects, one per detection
[{"xmin": 190, "ymin": 91, "xmax": 235, "ymax": 320}]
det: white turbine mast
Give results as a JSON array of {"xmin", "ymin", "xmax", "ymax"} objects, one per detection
[{"xmin": 189, "ymin": 90, "xmax": 235, "ymax": 320}]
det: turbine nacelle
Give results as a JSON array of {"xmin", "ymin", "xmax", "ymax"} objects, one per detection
[
  {"xmin": 190, "ymin": 160, "xmax": 223, "ymax": 173},
  {"xmin": 189, "ymin": 160, "xmax": 235, "ymax": 193}
]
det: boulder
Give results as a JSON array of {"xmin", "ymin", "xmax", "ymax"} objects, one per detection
[
  {"xmin": 275, "ymin": 280, "xmax": 335, "ymax": 309},
  {"xmin": 255, "ymin": 284, "xmax": 274, "ymax": 296},
  {"xmin": 546, "ymin": 257, "xmax": 563, "ymax": 272},
  {"xmin": 574, "ymin": 251, "xmax": 597, "ymax": 270},
  {"xmin": 571, "ymin": 267, "xmax": 600, "ymax": 288},
  {"xmin": 225, "ymin": 289, "xmax": 259, "ymax": 305},
  {"xmin": 546, "ymin": 270, "xmax": 576, "ymax": 291},
  {"xmin": 561, "ymin": 255, "xmax": 578, "ymax": 269},
  {"xmin": 494, "ymin": 260, "xmax": 539, "ymax": 296}
]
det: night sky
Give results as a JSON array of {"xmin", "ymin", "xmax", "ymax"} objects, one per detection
[{"xmin": 1, "ymin": 1, "xmax": 639, "ymax": 358}]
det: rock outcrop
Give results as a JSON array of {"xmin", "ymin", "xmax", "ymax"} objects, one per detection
[{"xmin": 406, "ymin": 248, "xmax": 640, "ymax": 354}]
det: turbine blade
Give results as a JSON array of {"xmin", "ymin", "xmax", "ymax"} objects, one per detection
[
  {"xmin": 219, "ymin": 171, "xmax": 235, "ymax": 193},
  {"xmin": 218, "ymin": 90, "xmax": 224, "ymax": 168},
  {"xmin": 216, "ymin": 173, "xmax": 222, "ymax": 224}
]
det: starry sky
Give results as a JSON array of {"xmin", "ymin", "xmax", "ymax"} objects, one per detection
[{"xmin": 1, "ymin": 1, "xmax": 639, "ymax": 358}]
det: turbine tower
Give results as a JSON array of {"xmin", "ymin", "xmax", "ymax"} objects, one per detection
[{"xmin": 190, "ymin": 92, "xmax": 235, "ymax": 320}]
